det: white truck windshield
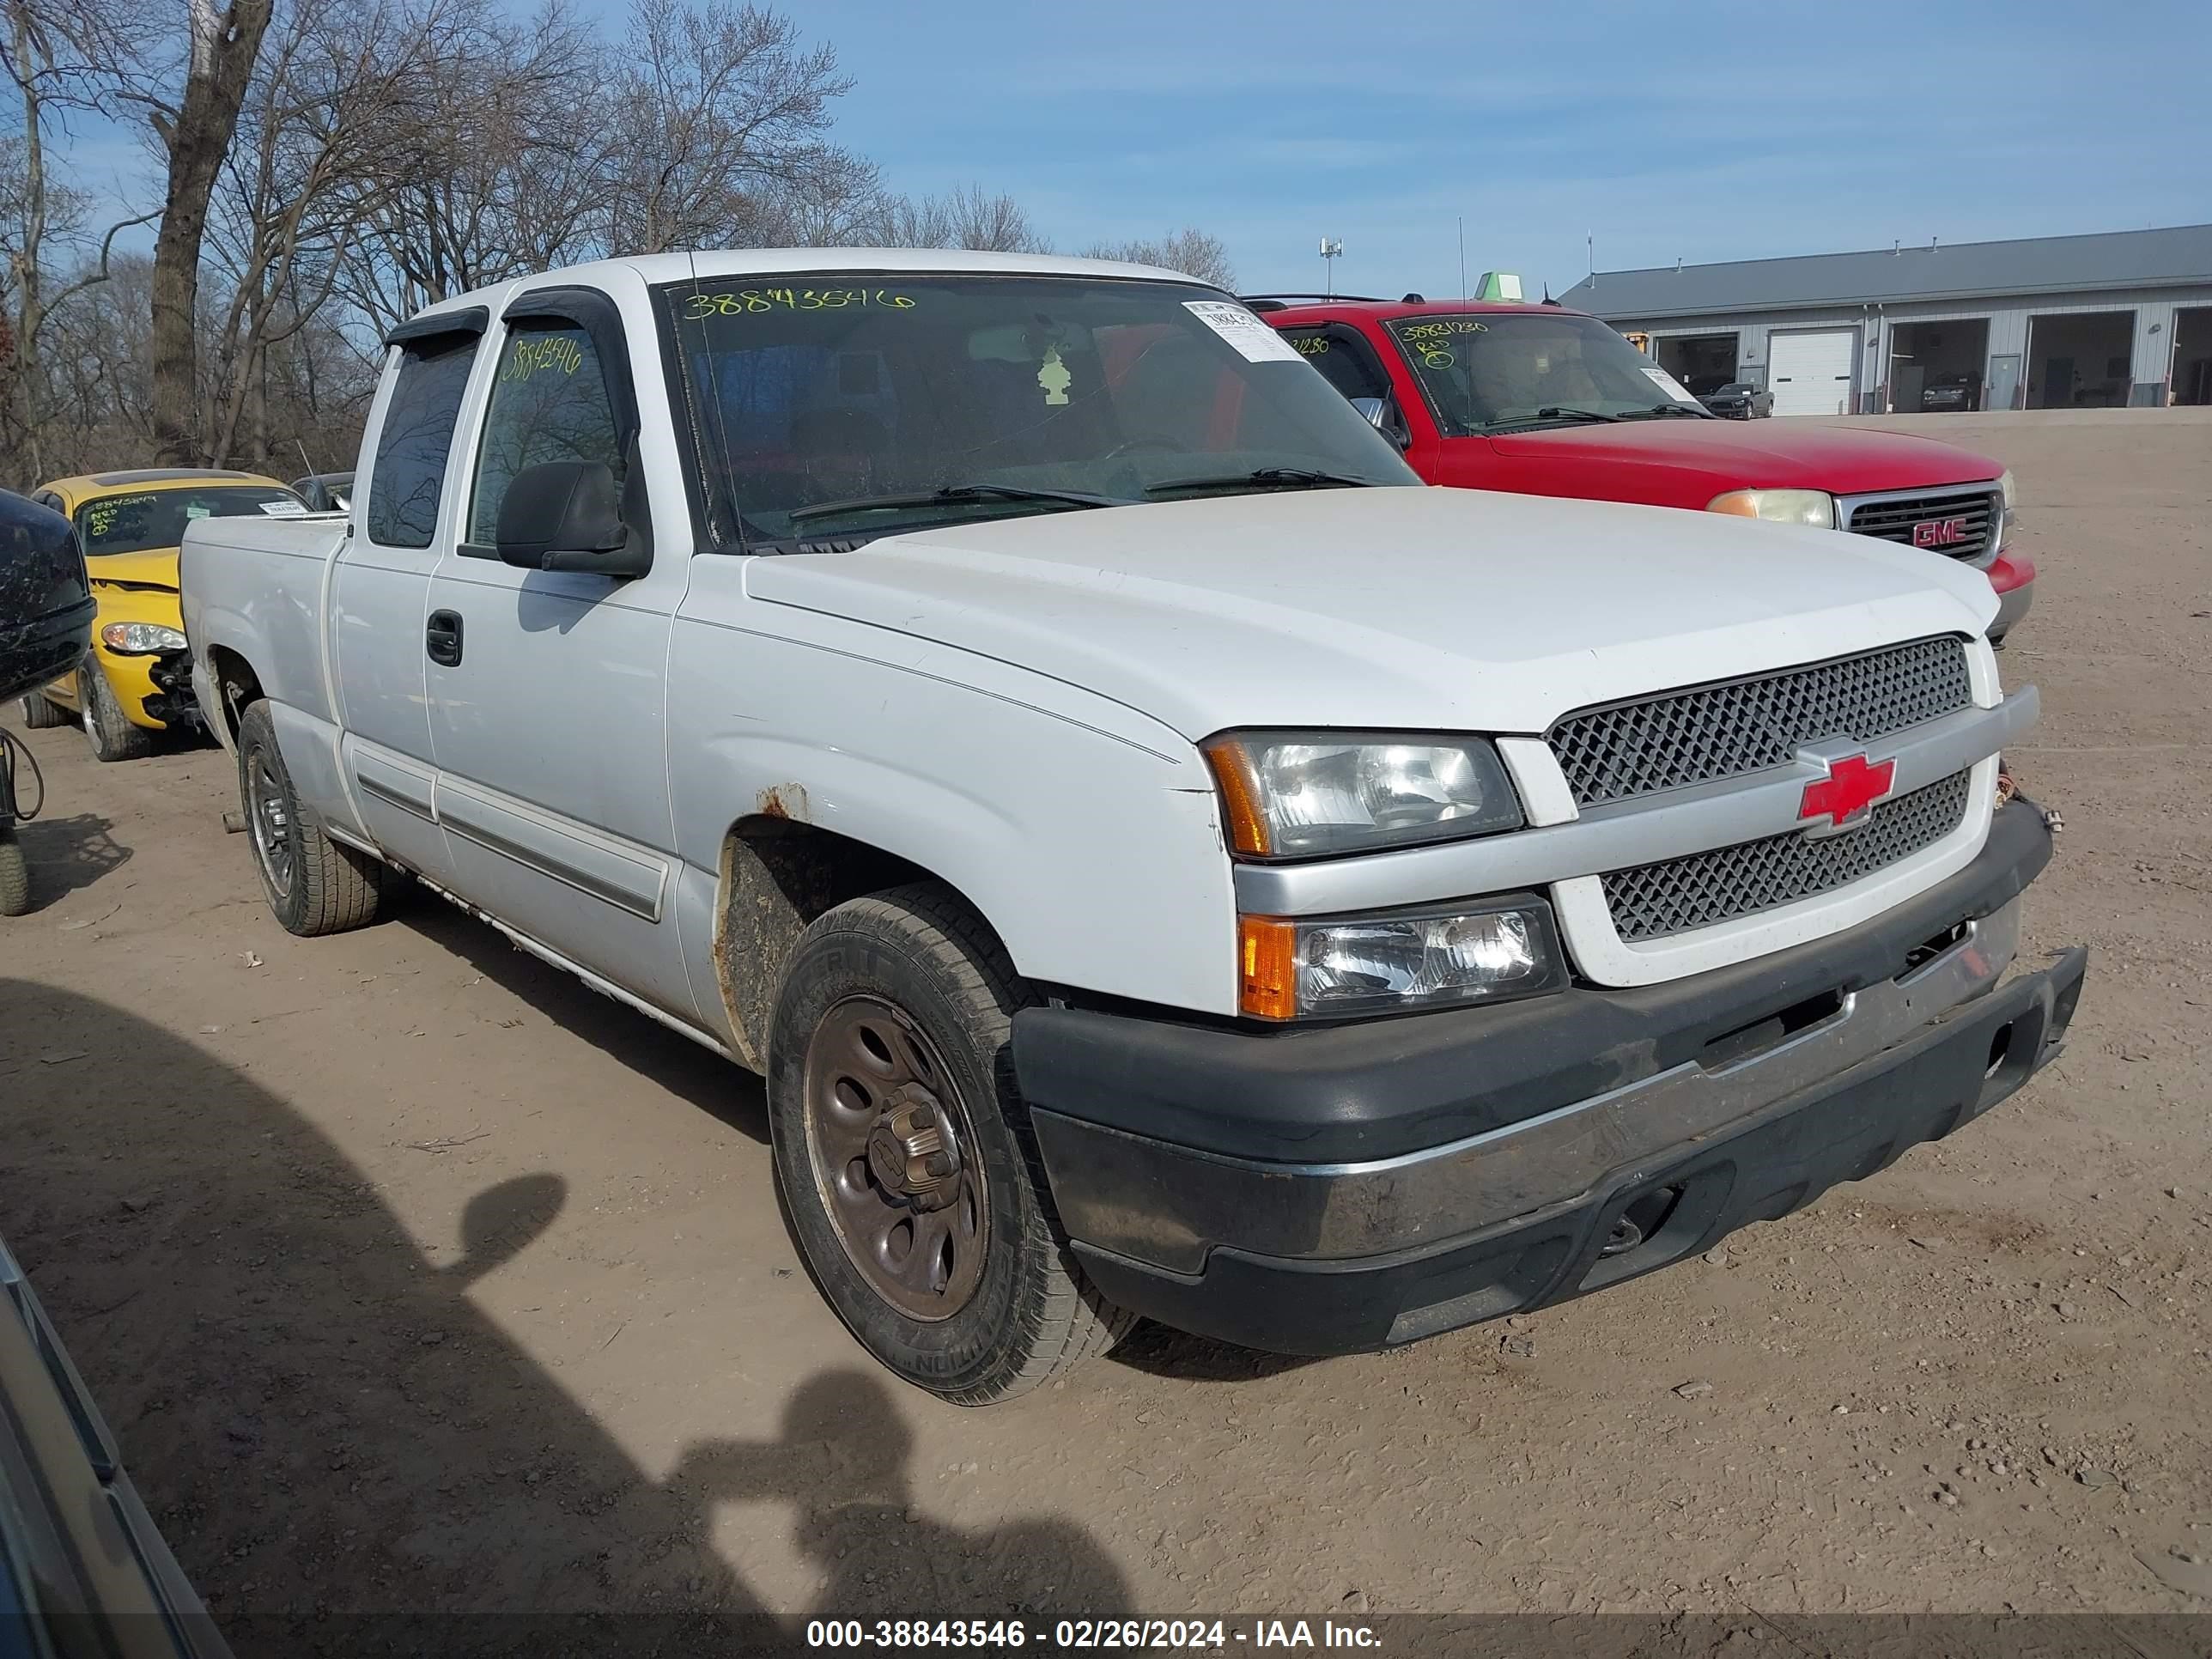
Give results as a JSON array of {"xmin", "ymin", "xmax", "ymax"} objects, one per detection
[{"xmin": 663, "ymin": 275, "xmax": 1419, "ymax": 547}]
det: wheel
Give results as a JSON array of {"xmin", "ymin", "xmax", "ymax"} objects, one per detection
[
  {"xmin": 18, "ymin": 694, "xmax": 68, "ymax": 730},
  {"xmin": 236, "ymin": 701, "xmax": 399, "ymax": 935},
  {"xmin": 0, "ymin": 828, "xmax": 27, "ymax": 917},
  {"xmin": 80, "ymin": 663, "xmax": 153, "ymax": 762},
  {"xmin": 766, "ymin": 884, "xmax": 1133, "ymax": 1404}
]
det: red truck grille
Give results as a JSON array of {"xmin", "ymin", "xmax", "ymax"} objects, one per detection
[{"xmin": 1844, "ymin": 489, "xmax": 2002, "ymax": 562}]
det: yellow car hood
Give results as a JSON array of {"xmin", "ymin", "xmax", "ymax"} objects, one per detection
[{"xmin": 85, "ymin": 548, "xmax": 181, "ymax": 592}]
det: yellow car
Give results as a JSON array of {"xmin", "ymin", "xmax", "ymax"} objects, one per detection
[{"xmin": 16, "ymin": 469, "xmax": 308, "ymax": 760}]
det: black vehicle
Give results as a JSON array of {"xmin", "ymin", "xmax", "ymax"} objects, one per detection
[
  {"xmin": 287, "ymin": 471, "xmax": 353, "ymax": 514},
  {"xmin": 1, "ymin": 489, "xmax": 94, "ymax": 915},
  {"xmin": 0, "ymin": 1233, "xmax": 233, "ymax": 1656},
  {"xmin": 1920, "ymin": 371, "xmax": 1982, "ymax": 413},
  {"xmin": 1698, "ymin": 381, "xmax": 1775, "ymax": 419}
]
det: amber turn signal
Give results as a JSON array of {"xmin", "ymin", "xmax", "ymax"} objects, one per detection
[
  {"xmin": 1204, "ymin": 740, "xmax": 1272, "ymax": 856},
  {"xmin": 1237, "ymin": 915, "xmax": 1298, "ymax": 1020}
]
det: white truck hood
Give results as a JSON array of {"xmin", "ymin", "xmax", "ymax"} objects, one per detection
[{"xmin": 744, "ymin": 487, "xmax": 1997, "ymax": 740}]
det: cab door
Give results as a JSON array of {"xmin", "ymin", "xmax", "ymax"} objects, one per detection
[
  {"xmin": 422, "ymin": 283, "xmax": 700, "ymax": 1027},
  {"xmin": 331, "ymin": 313, "xmax": 484, "ymax": 884}
]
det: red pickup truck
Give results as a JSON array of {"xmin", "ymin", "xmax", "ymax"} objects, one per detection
[{"xmin": 1254, "ymin": 295, "xmax": 2034, "ymax": 641}]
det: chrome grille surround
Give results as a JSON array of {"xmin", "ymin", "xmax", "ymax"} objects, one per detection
[
  {"xmin": 1600, "ymin": 769, "xmax": 1975, "ymax": 943},
  {"xmin": 1842, "ymin": 487, "xmax": 2003, "ymax": 562},
  {"xmin": 1547, "ymin": 636, "xmax": 1974, "ymax": 810}
]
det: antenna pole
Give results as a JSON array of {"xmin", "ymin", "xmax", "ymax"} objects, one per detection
[{"xmin": 1458, "ymin": 216, "xmax": 1468, "ymax": 307}]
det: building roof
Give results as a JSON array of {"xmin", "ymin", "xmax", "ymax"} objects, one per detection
[{"xmin": 1560, "ymin": 223, "xmax": 2212, "ymax": 321}]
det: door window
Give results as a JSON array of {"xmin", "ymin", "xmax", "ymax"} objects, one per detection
[
  {"xmin": 365, "ymin": 334, "xmax": 478, "ymax": 549},
  {"xmin": 466, "ymin": 324, "xmax": 623, "ymax": 546},
  {"xmin": 1278, "ymin": 325, "xmax": 1395, "ymax": 403}
]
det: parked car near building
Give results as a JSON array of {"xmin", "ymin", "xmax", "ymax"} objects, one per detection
[
  {"xmin": 184, "ymin": 250, "xmax": 2082, "ymax": 1405},
  {"xmin": 1700, "ymin": 380, "xmax": 1775, "ymax": 419},
  {"xmin": 1253, "ymin": 295, "xmax": 2037, "ymax": 643},
  {"xmin": 1921, "ymin": 372, "xmax": 1982, "ymax": 413},
  {"xmin": 17, "ymin": 469, "xmax": 307, "ymax": 758}
]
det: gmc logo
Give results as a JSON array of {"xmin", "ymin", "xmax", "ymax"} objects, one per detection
[{"xmin": 1912, "ymin": 517, "xmax": 1970, "ymax": 548}]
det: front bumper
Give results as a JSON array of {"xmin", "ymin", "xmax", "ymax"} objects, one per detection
[
  {"xmin": 94, "ymin": 642, "xmax": 200, "ymax": 730},
  {"xmin": 1018, "ymin": 800, "xmax": 2083, "ymax": 1355}
]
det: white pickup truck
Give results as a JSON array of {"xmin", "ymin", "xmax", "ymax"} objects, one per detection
[{"xmin": 181, "ymin": 251, "xmax": 2085, "ymax": 1404}]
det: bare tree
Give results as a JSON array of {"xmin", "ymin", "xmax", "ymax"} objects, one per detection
[
  {"xmin": 342, "ymin": 0, "xmax": 601, "ymax": 331},
  {"xmin": 867, "ymin": 182, "xmax": 1050, "ymax": 253},
  {"xmin": 1084, "ymin": 226, "xmax": 1236, "ymax": 289},
  {"xmin": 200, "ymin": 0, "xmax": 422, "ymax": 462},
  {"xmin": 3, "ymin": 0, "xmax": 149, "ymax": 475},
  {"xmin": 145, "ymin": 0, "xmax": 275, "ymax": 463},
  {"xmin": 600, "ymin": 0, "xmax": 857, "ymax": 256}
]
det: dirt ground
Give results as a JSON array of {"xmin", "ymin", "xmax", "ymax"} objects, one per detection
[{"xmin": 3, "ymin": 410, "xmax": 2209, "ymax": 1651}]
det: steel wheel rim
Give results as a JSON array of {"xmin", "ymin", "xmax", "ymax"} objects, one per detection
[
  {"xmin": 246, "ymin": 751, "xmax": 295, "ymax": 897},
  {"xmin": 81, "ymin": 672, "xmax": 105, "ymax": 753},
  {"xmin": 803, "ymin": 994, "xmax": 989, "ymax": 1322}
]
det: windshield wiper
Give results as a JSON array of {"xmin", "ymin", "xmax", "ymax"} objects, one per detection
[
  {"xmin": 1627, "ymin": 402, "xmax": 1713, "ymax": 419},
  {"xmin": 1533, "ymin": 405, "xmax": 1623, "ymax": 423},
  {"xmin": 787, "ymin": 483, "xmax": 1131, "ymax": 526},
  {"xmin": 1145, "ymin": 466, "xmax": 1380, "ymax": 496}
]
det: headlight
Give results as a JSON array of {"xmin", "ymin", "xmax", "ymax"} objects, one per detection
[
  {"xmin": 1706, "ymin": 488, "xmax": 1837, "ymax": 529},
  {"xmin": 1202, "ymin": 732, "xmax": 1522, "ymax": 859},
  {"xmin": 1238, "ymin": 897, "xmax": 1565, "ymax": 1020},
  {"xmin": 100, "ymin": 622, "xmax": 188, "ymax": 655},
  {"xmin": 1996, "ymin": 469, "xmax": 2017, "ymax": 545}
]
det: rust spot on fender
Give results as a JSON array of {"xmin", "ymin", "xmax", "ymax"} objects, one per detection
[{"xmin": 757, "ymin": 784, "xmax": 809, "ymax": 822}]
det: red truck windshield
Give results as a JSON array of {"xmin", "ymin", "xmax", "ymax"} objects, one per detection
[
  {"xmin": 663, "ymin": 275, "xmax": 1417, "ymax": 546},
  {"xmin": 1383, "ymin": 313, "xmax": 1711, "ymax": 437}
]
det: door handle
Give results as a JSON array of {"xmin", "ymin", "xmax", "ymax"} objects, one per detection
[{"xmin": 427, "ymin": 610, "xmax": 464, "ymax": 667}]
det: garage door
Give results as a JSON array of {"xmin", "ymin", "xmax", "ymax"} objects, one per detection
[{"xmin": 1768, "ymin": 330, "xmax": 1856, "ymax": 416}]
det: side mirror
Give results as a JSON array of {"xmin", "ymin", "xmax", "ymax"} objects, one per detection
[
  {"xmin": 495, "ymin": 460, "xmax": 648, "ymax": 577},
  {"xmin": 1349, "ymin": 396, "xmax": 1412, "ymax": 451}
]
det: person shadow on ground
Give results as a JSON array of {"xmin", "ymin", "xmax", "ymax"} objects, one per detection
[
  {"xmin": 666, "ymin": 1370, "xmax": 1132, "ymax": 1629},
  {"xmin": 0, "ymin": 978, "xmax": 1128, "ymax": 1657}
]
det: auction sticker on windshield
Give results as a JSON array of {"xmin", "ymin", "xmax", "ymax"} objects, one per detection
[
  {"xmin": 1186, "ymin": 301, "xmax": 1304, "ymax": 364},
  {"xmin": 1643, "ymin": 365, "xmax": 1702, "ymax": 405}
]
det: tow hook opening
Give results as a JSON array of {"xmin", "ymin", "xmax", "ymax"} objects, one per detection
[
  {"xmin": 1601, "ymin": 1184, "xmax": 1684, "ymax": 1257},
  {"xmin": 1984, "ymin": 1023, "xmax": 2013, "ymax": 1079}
]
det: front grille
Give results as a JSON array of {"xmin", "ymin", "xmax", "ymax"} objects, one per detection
[
  {"xmin": 1844, "ymin": 489, "xmax": 2002, "ymax": 561},
  {"xmin": 1547, "ymin": 636, "xmax": 1972, "ymax": 808},
  {"xmin": 1601, "ymin": 769, "xmax": 1975, "ymax": 943}
]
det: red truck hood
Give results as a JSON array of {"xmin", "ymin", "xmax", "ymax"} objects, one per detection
[{"xmin": 1483, "ymin": 420, "xmax": 2002, "ymax": 501}]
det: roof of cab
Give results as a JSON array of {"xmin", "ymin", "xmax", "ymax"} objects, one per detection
[
  {"xmin": 398, "ymin": 247, "xmax": 1220, "ymax": 332},
  {"xmin": 37, "ymin": 467, "xmax": 291, "ymax": 500}
]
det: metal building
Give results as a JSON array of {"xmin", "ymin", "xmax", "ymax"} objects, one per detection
[{"xmin": 1558, "ymin": 223, "xmax": 2212, "ymax": 416}]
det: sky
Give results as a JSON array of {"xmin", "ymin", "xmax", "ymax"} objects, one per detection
[{"xmin": 41, "ymin": 0, "xmax": 2212, "ymax": 298}]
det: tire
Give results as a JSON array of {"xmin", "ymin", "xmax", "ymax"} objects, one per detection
[
  {"xmin": 80, "ymin": 663, "xmax": 153, "ymax": 762},
  {"xmin": 18, "ymin": 694, "xmax": 68, "ymax": 730},
  {"xmin": 236, "ymin": 701, "xmax": 399, "ymax": 935},
  {"xmin": 766, "ymin": 883, "xmax": 1133, "ymax": 1405},
  {"xmin": 0, "ymin": 828, "xmax": 27, "ymax": 917}
]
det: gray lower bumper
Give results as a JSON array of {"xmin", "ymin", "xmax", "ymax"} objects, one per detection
[{"xmin": 1040, "ymin": 901, "xmax": 2034, "ymax": 1275}]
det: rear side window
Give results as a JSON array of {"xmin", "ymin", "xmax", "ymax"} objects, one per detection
[
  {"xmin": 366, "ymin": 334, "xmax": 478, "ymax": 548},
  {"xmin": 466, "ymin": 324, "xmax": 623, "ymax": 545},
  {"xmin": 1278, "ymin": 325, "xmax": 1394, "ymax": 403}
]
